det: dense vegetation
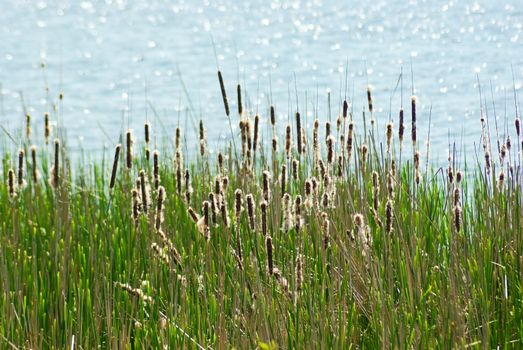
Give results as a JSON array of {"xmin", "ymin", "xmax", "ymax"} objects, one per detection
[{"xmin": 1, "ymin": 74, "xmax": 522, "ymax": 349}]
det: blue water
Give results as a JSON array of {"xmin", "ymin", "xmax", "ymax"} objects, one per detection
[{"xmin": 0, "ymin": 0, "xmax": 522, "ymax": 161}]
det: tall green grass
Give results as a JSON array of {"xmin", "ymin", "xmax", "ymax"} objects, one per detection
[{"xmin": 1, "ymin": 75, "xmax": 522, "ymax": 349}]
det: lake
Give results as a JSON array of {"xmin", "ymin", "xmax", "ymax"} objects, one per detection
[{"xmin": 1, "ymin": 0, "xmax": 522, "ymax": 162}]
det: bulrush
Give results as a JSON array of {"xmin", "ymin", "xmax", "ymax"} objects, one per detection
[
  {"xmin": 202, "ymin": 201, "xmax": 211, "ymax": 240},
  {"xmin": 185, "ymin": 169, "xmax": 192, "ymax": 204},
  {"xmin": 372, "ymin": 171, "xmax": 379, "ymax": 210},
  {"xmin": 237, "ymin": 84, "xmax": 242, "ymax": 116},
  {"xmin": 266, "ymin": 235, "xmax": 274, "ymax": 275},
  {"xmin": 285, "ymin": 124, "xmax": 292, "ymax": 158},
  {"xmin": 292, "ymin": 159, "xmax": 299, "ymax": 181},
  {"xmin": 253, "ymin": 114, "xmax": 260, "ymax": 154},
  {"xmin": 386, "ymin": 122, "xmax": 393, "ymax": 152},
  {"xmin": 313, "ymin": 119, "xmax": 320, "ymax": 165},
  {"xmin": 246, "ymin": 194, "xmax": 255, "ymax": 230},
  {"xmin": 454, "ymin": 205, "xmax": 462, "ymax": 232},
  {"xmin": 296, "ymin": 112, "xmax": 302, "ymax": 156},
  {"xmin": 153, "ymin": 150, "xmax": 160, "ymax": 189},
  {"xmin": 8, "ymin": 169, "xmax": 15, "ymax": 198},
  {"xmin": 176, "ymin": 161, "xmax": 182, "ymax": 195},
  {"xmin": 44, "ymin": 112, "xmax": 50, "ymax": 144},
  {"xmin": 447, "ymin": 165, "xmax": 454, "ymax": 183},
  {"xmin": 304, "ymin": 180, "xmax": 313, "ymax": 212},
  {"xmin": 155, "ymin": 186, "xmax": 165, "ymax": 231},
  {"xmin": 453, "ymin": 187, "xmax": 460, "ymax": 206},
  {"xmin": 485, "ymin": 151, "xmax": 491, "ymax": 173},
  {"xmin": 220, "ymin": 201, "xmax": 230, "ymax": 227},
  {"xmin": 50, "ymin": 139, "xmax": 60, "ymax": 188},
  {"xmin": 322, "ymin": 212, "xmax": 330, "ymax": 250},
  {"xmin": 234, "ymin": 189, "xmax": 243, "ymax": 224},
  {"xmin": 387, "ymin": 172, "xmax": 395, "ymax": 197},
  {"xmin": 188, "ymin": 207, "xmax": 199, "ymax": 223},
  {"xmin": 222, "ymin": 176, "xmax": 229, "ymax": 193},
  {"xmin": 262, "ymin": 170, "xmax": 271, "ymax": 201},
  {"xmin": 337, "ymin": 155, "xmax": 343, "ymax": 177},
  {"xmin": 132, "ymin": 189, "xmax": 140, "ymax": 223},
  {"xmin": 360, "ymin": 144, "xmax": 368, "ymax": 171},
  {"xmin": 175, "ymin": 127, "xmax": 182, "ymax": 150},
  {"xmin": 272, "ymin": 137, "xmax": 278, "ymax": 152},
  {"xmin": 282, "ymin": 193, "xmax": 293, "ymax": 233},
  {"xmin": 144, "ymin": 122, "xmax": 151, "ymax": 161},
  {"xmin": 411, "ymin": 96, "xmax": 417, "ymax": 146},
  {"xmin": 260, "ymin": 200, "xmax": 268, "ymax": 236},
  {"xmin": 346, "ymin": 121, "xmax": 354, "ymax": 161},
  {"xmin": 217, "ymin": 152, "xmax": 224, "ymax": 174},
  {"xmin": 218, "ymin": 70, "xmax": 230, "ymax": 116},
  {"xmin": 140, "ymin": 170, "xmax": 149, "ymax": 214},
  {"xmin": 367, "ymin": 85, "xmax": 374, "ymax": 114},
  {"xmin": 354, "ymin": 213, "xmax": 371, "ymax": 256},
  {"xmin": 31, "ymin": 145, "xmax": 37, "ymax": 182},
  {"xmin": 326, "ymin": 135, "xmax": 335, "ymax": 164},
  {"xmin": 498, "ymin": 171, "xmax": 505, "ymax": 189},
  {"xmin": 456, "ymin": 171, "xmax": 462, "ymax": 184},
  {"xmin": 17, "ymin": 149, "xmax": 26, "ymax": 188},
  {"xmin": 398, "ymin": 108, "xmax": 405, "ymax": 146},
  {"xmin": 321, "ymin": 192, "xmax": 330, "ymax": 209},
  {"xmin": 26, "ymin": 113, "xmax": 31, "ymax": 138},
  {"xmin": 209, "ymin": 192, "xmax": 218, "ymax": 226},
  {"xmin": 126, "ymin": 129, "xmax": 133, "ymax": 169},
  {"xmin": 294, "ymin": 195, "xmax": 303, "ymax": 231},
  {"xmin": 270, "ymin": 105, "xmax": 276, "ymax": 127},
  {"xmin": 109, "ymin": 144, "xmax": 121, "ymax": 191},
  {"xmin": 343, "ymin": 100, "xmax": 349, "ymax": 118},
  {"xmin": 385, "ymin": 199, "xmax": 393, "ymax": 234},
  {"xmin": 199, "ymin": 120, "xmax": 206, "ymax": 156},
  {"xmin": 516, "ymin": 118, "xmax": 521, "ymax": 138},
  {"xmin": 280, "ymin": 164, "xmax": 287, "ymax": 197}
]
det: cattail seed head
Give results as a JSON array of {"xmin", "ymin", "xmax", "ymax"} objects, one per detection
[
  {"xmin": 132, "ymin": 189, "xmax": 140, "ymax": 223},
  {"xmin": 447, "ymin": 165, "xmax": 454, "ymax": 183},
  {"xmin": 25, "ymin": 113, "xmax": 31, "ymax": 138},
  {"xmin": 109, "ymin": 144, "xmax": 121, "ymax": 190},
  {"xmin": 325, "ymin": 121, "xmax": 331, "ymax": 141},
  {"xmin": 354, "ymin": 213, "xmax": 364, "ymax": 228},
  {"xmin": 218, "ymin": 70, "xmax": 230, "ymax": 116},
  {"xmin": 153, "ymin": 150, "xmax": 160, "ymax": 189},
  {"xmin": 253, "ymin": 114, "xmax": 260, "ymax": 152},
  {"xmin": 322, "ymin": 212, "xmax": 330, "ymax": 250},
  {"xmin": 17, "ymin": 149, "xmax": 25, "ymax": 188},
  {"xmin": 126, "ymin": 129, "xmax": 133, "ymax": 169},
  {"xmin": 326, "ymin": 135, "xmax": 335, "ymax": 164},
  {"xmin": 321, "ymin": 192, "xmax": 330, "ymax": 208},
  {"xmin": 140, "ymin": 170, "xmax": 149, "ymax": 213},
  {"xmin": 246, "ymin": 194, "xmax": 255, "ymax": 230},
  {"xmin": 485, "ymin": 151, "xmax": 491, "ymax": 172},
  {"xmin": 44, "ymin": 112, "xmax": 50, "ymax": 144},
  {"xmin": 30, "ymin": 145, "xmax": 38, "ymax": 182},
  {"xmin": 516, "ymin": 118, "xmax": 521, "ymax": 137},
  {"xmin": 220, "ymin": 201, "xmax": 230, "ymax": 227},
  {"xmin": 386, "ymin": 122, "xmax": 393, "ymax": 151},
  {"xmin": 237, "ymin": 84, "xmax": 242, "ymax": 116},
  {"xmin": 285, "ymin": 124, "xmax": 292, "ymax": 158},
  {"xmin": 343, "ymin": 100, "xmax": 349, "ymax": 118},
  {"xmin": 282, "ymin": 193, "xmax": 293, "ymax": 232},
  {"xmin": 199, "ymin": 120, "xmax": 206, "ymax": 156},
  {"xmin": 234, "ymin": 189, "xmax": 243, "ymax": 223},
  {"xmin": 266, "ymin": 235, "xmax": 274, "ymax": 274},
  {"xmin": 294, "ymin": 195, "xmax": 302, "ymax": 230},
  {"xmin": 337, "ymin": 155, "xmax": 343, "ymax": 177},
  {"xmin": 296, "ymin": 112, "xmax": 302, "ymax": 155},
  {"xmin": 272, "ymin": 137, "xmax": 278, "ymax": 152},
  {"xmin": 175, "ymin": 127, "xmax": 182, "ymax": 150},
  {"xmin": 498, "ymin": 171, "xmax": 505, "ymax": 189},
  {"xmin": 398, "ymin": 108, "xmax": 405, "ymax": 145},
  {"xmin": 414, "ymin": 151, "xmax": 420, "ymax": 170},
  {"xmin": 411, "ymin": 96, "xmax": 417, "ymax": 145},
  {"xmin": 305, "ymin": 179, "xmax": 312, "ymax": 196},
  {"xmin": 454, "ymin": 205, "xmax": 462, "ymax": 232},
  {"xmin": 372, "ymin": 171, "xmax": 379, "ymax": 210},
  {"xmin": 202, "ymin": 200, "xmax": 211, "ymax": 240},
  {"xmin": 51, "ymin": 138, "xmax": 60, "ymax": 188},
  {"xmin": 385, "ymin": 199, "xmax": 393, "ymax": 234},
  {"xmin": 263, "ymin": 170, "xmax": 271, "ymax": 201},
  {"xmin": 453, "ymin": 187, "xmax": 460, "ymax": 206},
  {"xmin": 8, "ymin": 169, "xmax": 15, "ymax": 198},
  {"xmin": 185, "ymin": 169, "xmax": 192, "ymax": 204},
  {"xmin": 144, "ymin": 122, "xmax": 151, "ymax": 144},
  {"xmin": 260, "ymin": 200, "xmax": 268, "ymax": 236},
  {"xmin": 292, "ymin": 159, "xmax": 299, "ymax": 181},
  {"xmin": 155, "ymin": 186, "xmax": 165, "ymax": 231},
  {"xmin": 456, "ymin": 171, "xmax": 462, "ymax": 183},
  {"xmin": 295, "ymin": 250, "xmax": 303, "ymax": 295},
  {"xmin": 280, "ymin": 164, "xmax": 287, "ymax": 196},
  {"xmin": 270, "ymin": 106, "xmax": 276, "ymax": 126},
  {"xmin": 367, "ymin": 85, "xmax": 374, "ymax": 113}
]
